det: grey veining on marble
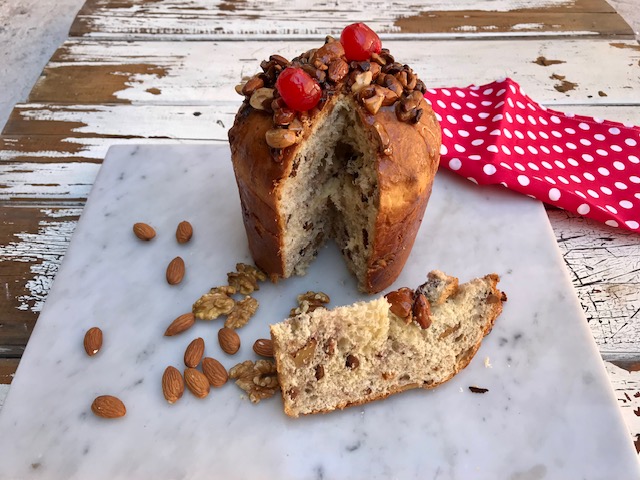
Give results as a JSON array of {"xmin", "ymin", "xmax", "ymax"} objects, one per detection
[{"xmin": 0, "ymin": 144, "xmax": 636, "ymax": 479}]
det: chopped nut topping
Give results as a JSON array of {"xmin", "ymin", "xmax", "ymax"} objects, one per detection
[
  {"xmin": 229, "ymin": 360, "xmax": 280, "ymax": 403},
  {"xmin": 293, "ymin": 339, "xmax": 317, "ymax": 368},
  {"xmin": 346, "ymin": 354, "xmax": 360, "ymax": 370},
  {"xmin": 225, "ymin": 296, "xmax": 259, "ymax": 329},
  {"xmin": 290, "ymin": 291, "xmax": 330, "ymax": 316},
  {"xmin": 412, "ymin": 293, "xmax": 432, "ymax": 329},
  {"xmin": 192, "ymin": 287, "xmax": 236, "ymax": 320}
]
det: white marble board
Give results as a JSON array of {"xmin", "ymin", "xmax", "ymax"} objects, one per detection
[{"xmin": 0, "ymin": 144, "xmax": 637, "ymax": 479}]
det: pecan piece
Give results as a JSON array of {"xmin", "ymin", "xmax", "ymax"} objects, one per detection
[
  {"xmin": 327, "ymin": 58, "xmax": 349, "ymax": 83},
  {"xmin": 413, "ymin": 293, "xmax": 432, "ymax": 329},
  {"xmin": 241, "ymin": 75, "xmax": 264, "ymax": 96},
  {"xmin": 265, "ymin": 128, "xmax": 297, "ymax": 149},
  {"xmin": 385, "ymin": 287, "xmax": 414, "ymax": 319}
]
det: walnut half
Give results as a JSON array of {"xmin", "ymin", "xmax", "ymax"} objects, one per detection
[{"xmin": 229, "ymin": 359, "xmax": 279, "ymax": 403}]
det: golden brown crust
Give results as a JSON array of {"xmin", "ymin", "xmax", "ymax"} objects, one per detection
[{"xmin": 229, "ymin": 93, "xmax": 441, "ymax": 292}]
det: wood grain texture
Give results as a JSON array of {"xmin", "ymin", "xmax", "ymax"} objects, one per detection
[
  {"xmin": 0, "ymin": 360, "xmax": 19, "ymax": 385},
  {"xmin": 28, "ymin": 39, "xmax": 640, "ymax": 106},
  {"xmin": 67, "ymin": 0, "xmax": 633, "ymax": 39}
]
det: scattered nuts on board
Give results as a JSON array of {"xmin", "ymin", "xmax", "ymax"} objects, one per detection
[
  {"xmin": 83, "ymin": 326, "xmax": 103, "ymax": 356},
  {"xmin": 162, "ymin": 366, "xmax": 185, "ymax": 404},
  {"xmin": 91, "ymin": 395, "xmax": 126, "ymax": 418},
  {"xmin": 184, "ymin": 368, "xmax": 210, "ymax": 398},
  {"xmin": 164, "ymin": 312, "xmax": 196, "ymax": 337},
  {"xmin": 166, "ymin": 256, "xmax": 186, "ymax": 285},
  {"xmin": 176, "ymin": 221, "xmax": 193, "ymax": 244},
  {"xmin": 184, "ymin": 337, "xmax": 205, "ymax": 368},
  {"xmin": 218, "ymin": 327, "xmax": 241, "ymax": 355},
  {"xmin": 133, "ymin": 222, "xmax": 156, "ymax": 241},
  {"xmin": 202, "ymin": 357, "xmax": 229, "ymax": 387},
  {"xmin": 253, "ymin": 339, "xmax": 274, "ymax": 357}
]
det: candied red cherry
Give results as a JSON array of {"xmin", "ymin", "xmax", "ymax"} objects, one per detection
[
  {"xmin": 340, "ymin": 22, "xmax": 382, "ymax": 62},
  {"xmin": 275, "ymin": 67, "xmax": 322, "ymax": 112}
]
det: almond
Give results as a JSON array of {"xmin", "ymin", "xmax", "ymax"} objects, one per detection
[
  {"xmin": 83, "ymin": 327, "xmax": 103, "ymax": 356},
  {"xmin": 218, "ymin": 327, "xmax": 240, "ymax": 355},
  {"xmin": 162, "ymin": 366, "xmax": 184, "ymax": 404},
  {"xmin": 91, "ymin": 395, "xmax": 126, "ymax": 418},
  {"xmin": 184, "ymin": 367, "xmax": 210, "ymax": 398},
  {"xmin": 202, "ymin": 357, "xmax": 228, "ymax": 387},
  {"xmin": 133, "ymin": 222, "xmax": 156, "ymax": 241},
  {"xmin": 164, "ymin": 312, "xmax": 195, "ymax": 336},
  {"xmin": 176, "ymin": 221, "xmax": 193, "ymax": 244},
  {"xmin": 253, "ymin": 338, "xmax": 274, "ymax": 357},
  {"xmin": 166, "ymin": 256, "xmax": 185, "ymax": 285},
  {"xmin": 184, "ymin": 337, "xmax": 205, "ymax": 368}
]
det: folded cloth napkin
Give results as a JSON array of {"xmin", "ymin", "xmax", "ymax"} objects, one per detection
[{"xmin": 423, "ymin": 78, "xmax": 639, "ymax": 232}]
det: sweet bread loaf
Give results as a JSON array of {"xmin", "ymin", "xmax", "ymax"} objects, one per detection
[
  {"xmin": 228, "ymin": 24, "xmax": 441, "ymax": 293},
  {"xmin": 270, "ymin": 271, "xmax": 505, "ymax": 417}
]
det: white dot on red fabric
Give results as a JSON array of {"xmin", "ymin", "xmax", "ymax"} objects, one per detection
[
  {"xmin": 487, "ymin": 145, "xmax": 499, "ymax": 153},
  {"xmin": 601, "ymin": 186, "xmax": 612, "ymax": 195},
  {"xmin": 483, "ymin": 164, "xmax": 497, "ymax": 175},
  {"xmin": 551, "ymin": 130, "xmax": 562, "ymax": 138},
  {"xmin": 427, "ymin": 88, "xmax": 438, "ymax": 95},
  {"xmin": 564, "ymin": 127, "xmax": 576, "ymax": 135},
  {"xmin": 577, "ymin": 204, "xmax": 590, "ymax": 214},
  {"xmin": 582, "ymin": 154, "xmax": 594, "ymax": 162},
  {"xmin": 435, "ymin": 113, "xmax": 443, "ymax": 122},
  {"xmin": 528, "ymin": 145, "xmax": 538, "ymax": 155},
  {"xmin": 584, "ymin": 172, "xmax": 595, "ymax": 181},
  {"xmin": 467, "ymin": 177, "xmax": 478, "ymax": 184},
  {"xmin": 566, "ymin": 112, "xmax": 575, "ymax": 118},
  {"xmin": 443, "ymin": 128, "xmax": 454, "ymax": 138},
  {"xmin": 570, "ymin": 175, "xmax": 581, "ymax": 183},
  {"xmin": 455, "ymin": 90, "xmax": 465, "ymax": 98},
  {"xmin": 629, "ymin": 155, "xmax": 639, "ymax": 164},
  {"xmin": 503, "ymin": 129, "xmax": 513, "ymax": 139},
  {"xmin": 594, "ymin": 133, "xmax": 605, "ymax": 141},
  {"xmin": 441, "ymin": 89, "xmax": 451, "ymax": 96},
  {"xmin": 437, "ymin": 99, "xmax": 447, "ymax": 109},
  {"xmin": 528, "ymin": 162, "xmax": 540, "ymax": 171},
  {"xmin": 555, "ymin": 160, "xmax": 566, "ymax": 169},
  {"xmin": 552, "ymin": 145, "xmax": 563, "ymax": 153},
  {"xmin": 615, "ymin": 181, "xmax": 627, "ymax": 190},
  {"xmin": 568, "ymin": 158, "xmax": 579, "ymax": 167},
  {"xmin": 541, "ymin": 146, "xmax": 551, "ymax": 154},
  {"xmin": 611, "ymin": 145, "xmax": 622, "ymax": 152},
  {"xmin": 451, "ymin": 102, "xmax": 462, "ymax": 110},
  {"xmin": 493, "ymin": 114, "xmax": 503, "ymax": 122},
  {"xmin": 626, "ymin": 138, "xmax": 637, "ymax": 146},
  {"xmin": 515, "ymin": 131, "xmax": 525, "ymax": 140},
  {"xmin": 514, "ymin": 146, "xmax": 525, "ymax": 155},
  {"xmin": 500, "ymin": 162, "xmax": 512, "ymax": 170},
  {"xmin": 606, "ymin": 219, "xmax": 619, "ymax": 227},
  {"xmin": 609, "ymin": 127, "xmax": 621, "ymax": 135},
  {"xmin": 626, "ymin": 221, "xmax": 639, "ymax": 229},
  {"xmin": 478, "ymin": 112, "xmax": 490, "ymax": 119},
  {"xmin": 613, "ymin": 161, "xmax": 625, "ymax": 170},
  {"xmin": 636, "ymin": 193, "xmax": 640, "ymax": 200},
  {"xmin": 606, "ymin": 205, "xmax": 618, "ymax": 214},
  {"xmin": 501, "ymin": 145, "xmax": 511, "ymax": 155},
  {"xmin": 458, "ymin": 129, "xmax": 470, "ymax": 137},
  {"xmin": 516, "ymin": 101, "xmax": 525, "ymax": 109},
  {"xmin": 594, "ymin": 117, "xmax": 604, "ymax": 123},
  {"xmin": 587, "ymin": 189, "xmax": 599, "ymax": 198},
  {"xmin": 580, "ymin": 139, "xmax": 591, "ymax": 146},
  {"xmin": 575, "ymin": 190, "xmax": 586, "ymax": 199},
  {"xmin": 497, "ymin": 89, "xmax": 506, "ymax": 96},
  {"xmin": 596, "ymin": 149, "xmax": 608, "ymax": 156},
  {"xmin": 494, "ymin": 101, "xmax": 505, "ymax": 109},
  {"xmin": 545, "ymin": 176, "xmax": 557, "ymax": 184},
  {"xmin": 469, "ymin": 154, "xmax": 482, "ymax": 160},
  {"xmin": 463, "ymin": 114, "xmax": 473, "ymax": 122},
  {"xmin": 449, "ymin": 158, "xmax": 462, "ymax": 170},
  {"xmin": 578, "ymin": 122, "xmax": 590, "ymax": 130},
  {"xmin": 514, "ymin": 162, "xmax": 526, "ymax": 171},
  {"xmin": 500, "ymin": 182, "xmax": 508, "ymax": 187},
  {"xmin": 466, "ymin": 102, "xmax": 477, "ymax": 109},
  {"xmin": 539, "ymin": 131, "xmax": 550, "ymax": 140},
  {"xmin": 483, "ymin": 88, "xmax": 493, "ymax": 95},
  {"xmin": 454, "ymin": 144, "xmax": 466, "ymax": 153},
  {"xmin": 481, "ymin": 101, "xmax": 492, "ymax": 107},
  {"xmin": 550, "ymin": 115, "xmax": 561, "ymax": 124},
  {"xmin": 447, "ymin": 115, "xmax": 457, "ymax": 124},
  {"xmin": 558, "ymin": 176, "xmax": 570, "ymax": 185},
  {"xmin": 472, "ymin": 139, "xmax": 484, "ymax": 146},
  {"xmin": 549, "ymin": 188, "xmax": 561, "ymax": 201},
  {"xmin": 542, "ymin": 161, "xmax": 553, "ymax": 169},
  {"xmin": 505, "ymin": 112, "xmax": 513, "ymax": 123},
  {"xmin": 566, "ymin": 142, "xmax": 577, "ymax": 150},
  {"xmin": 620, "ymin": 200, "xmax": 634, "ymax": 209},
  {"xmin": 598, "ymin": 167, "xmax": 610, "ymax": 176},
  {"xmin": 527, "ymin": 131, "xmax": 537, "ymax": 140},
  {"xmin": 475, "ymin": 126, "xmax": 487, "ymax": 132},
  {"xmin": 516, "ymin": 114, "xmax": 525, "ymax": 124},
  {"xmin": 440, "ymin": 144, "xmax": 448, "ymax": 155},
  {"xmin": 539, "ymin": 116, "xmax": 549, "ymax": 125},
  {"xmin": 518, "ymin": 175, "xmax": 530, "ymax": 186}
]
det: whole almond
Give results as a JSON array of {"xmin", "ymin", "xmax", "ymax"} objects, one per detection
[
  {"xmin": 166, "ymin": 256, "xmax": 185, "ymax": 285},
  {"xmin": 253, "ymin": 338, "xmax": 274, "ymax": 357},
  {"xmin": 202, "ymin": 357, "xmax": 228, "ymax": 387},
  {"xmin": 83, "ymin": 327, "xmax": 103, "ymax": 356},
  {"xmin": 133, "ymin": 222, "xmax": 156, "ymax": 241},
  {"xmin": 184, "ymin": 337, "xmax": 205, "ymax": 368},
  {"xmin": 162, "ymin": 366, "xmax": 184, "ymax": 404},
  {"xmin": 91, "ymin": 395, "xmax": 126, "ymax": 418},
  {"xmin": 164, "ymin": 312, "xmax": 195, "ymax": 336},
  {"xmin": 184, "ymin": 367, "xmax": 210, "ymax": 398},
  {"xmin": 176, "ymin": 221, "xmax": 193, "ymax": 244},
  {"xmin": 218, "ymin": 327, "xmax": 240, "ymax": 355}
]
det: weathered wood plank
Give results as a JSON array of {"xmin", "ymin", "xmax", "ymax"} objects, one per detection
[
  {"xmin": 0, "ymin": 359, "xmax": 19, "ymax": 385},
  {"xmin": 605, "ymin": 361, "xmax": 640, "ymax": 451},
  {"xmin": 29, "ymin": 39, "xmax": 640, "ymax": 105},
  {"xmin": 68, "ymin": 0, "xmax": 633, "ymax": 39}
]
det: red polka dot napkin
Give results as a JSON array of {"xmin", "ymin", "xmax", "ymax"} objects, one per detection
[{"xmin": 423, "ymin": 78, "xmax": 640, "ymax": 232}]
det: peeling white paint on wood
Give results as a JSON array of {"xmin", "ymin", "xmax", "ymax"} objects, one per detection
[
  {"xmin": 38, "ymin": 39, "xmax": 640, "ymax": 105},
  {"xmin": 605, "ymin": 361, "xmax": 640, "ymax": 446}
]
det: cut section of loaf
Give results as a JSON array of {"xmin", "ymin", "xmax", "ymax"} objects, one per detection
[{"xmin": 270, "ymin": 272, "xmax": 504, "ymax": 417}]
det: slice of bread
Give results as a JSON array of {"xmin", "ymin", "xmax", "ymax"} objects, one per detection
[{"xmin": 270, "ymin": 271, "xmax": 504, "ymax": 417}]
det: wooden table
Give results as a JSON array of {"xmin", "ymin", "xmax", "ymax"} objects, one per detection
[{"xmin": 1, "ymin": 0, "xmax": 639, "ymax": 448}]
